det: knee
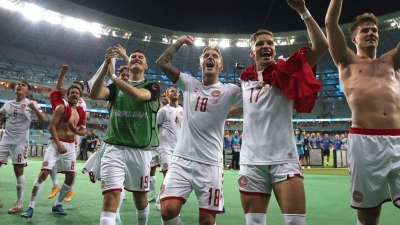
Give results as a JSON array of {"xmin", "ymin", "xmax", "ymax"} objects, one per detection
[
  {"xmin": 160, "ymin": 203, "xmax": 178, "ymax": 221},
  {"xmin": 133, "ymin": 192, "xmax": 148, "ymax": 209},
  {"xmin": 38, "ymin": 170, "xmax": 50, "ymax": 182}
]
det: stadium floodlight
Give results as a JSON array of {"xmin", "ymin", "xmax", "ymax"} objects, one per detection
[
  {"xmin": 62, "ymin": 17, "xmax": 88, "ymax": 32},
  {"xmin": 209, "ymin": 40, "xmax": 218, "ymax": 46},
  {"xmin": 236, "ymin": 41, "xmax": 248, "ymax": 47},
  {"xmin": 194, "ymin": 38, "xmax": 205, "ymax": 46},
  {"xmin": 219, "ymin": 39, "xmax": 230, "ymax": 48},
  {"xmin": 0, "ymin": 0, "xmax": 17, "ymax": 11},
  {"xmin": 20, "ymin": 3, "xmax": 43, "ymax": 21},
  {"xmin": 42, "ymin": 11, "xmax": 62, "ymax": 25},
  {"xmin": 290, "ymin": 38, "xmax": 295, "ymax": 44},
  {"xmin": 87, "ymin": 22, "xmax": 103, "ymax": 34},
  {"xmin": 162, "ymin": 37, "xmax": 169, "ymax": 43}
]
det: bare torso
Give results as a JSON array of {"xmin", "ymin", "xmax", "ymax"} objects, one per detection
[
  {"xmin": 340, "ymin": 54, "xmax": 400, "ymax": 129},
  {"xmin": 56, "ymin": 107, "xmax": 80, "ymax": 140}
]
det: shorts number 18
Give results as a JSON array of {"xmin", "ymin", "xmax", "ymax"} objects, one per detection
[{"xmin": 208, "ymin": 188, "xmax": 220, "ymax": 207}]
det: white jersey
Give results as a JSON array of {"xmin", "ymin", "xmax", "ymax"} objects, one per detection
[
  {"xmin": 63, "ymin": 92, "xmax": 87, "ymax": 112},
  {"xmin": 240, "ymin": 80, "xmax": 298, "ymax": 165},
  {"xmin": 0, "ymin": 99, "xmax": 42, "ymax": 145},
  {"xmin": 157, "ymin": 104, "xmax": 183, "ymax": 151},
  {"xmin": 173, "ymin": 72, "xmax": 242, "ymax": 167}
]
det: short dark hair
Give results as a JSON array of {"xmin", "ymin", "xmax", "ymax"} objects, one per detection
[
  {"xmin": 72, "ymin": 81, "xmax": 84, "ymax": 92},
  {"xmin": 67, "ymin": 85, "xmax": 81, "ymax": 97},
  {"xmin": 350, "ymin": 13, "xmax": 378, "ymax": 36},
  {"xmin": 20, "ymin": 81, "xmax": 31, "ymax": 91},
  {"xmin": 131, "ymin": 50, "xmax": 145, "ymax": 55},
  {"xmin": 118, "ymin": 65, "xmax": 129, "ymax": 75}
]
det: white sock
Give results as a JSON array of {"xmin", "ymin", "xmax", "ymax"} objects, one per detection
[
  {"xmin": 116, "ymin": 191, "xmax": 124, "ymax": 221},
  {"xmin": 163, "ymin": 215, "xmax": 184, "ymax": 225},
  {"xmin": 357, "ymin": 219, "xmax": 364, "ymax": 225},
  {"xmin": 282, "ymin": 214, "xmax": 306, "ymax": 225},
  {"xmin": 70, "ymin": 172, "xmax": 77, "ymax": 190},
  {"xmin": 245, "ymin": 213, "xmax": 266, "ymax": 225},
  {"xmin": 136, "ymin": 203, "xmax": 150, "ymax": 225},
  {"xmin": 55, "ymin": 183, "xmax": 71, "ymax": 205},
  {"xmin": 29, "ymin": 179, "xmax": 44, "ymax": 209},
  {"xmin": 50, "ymin": 166, "xmax": 59, "ymax": 187},
  {"xmin": 100, "ymin": 211, "xmax": 116, "ymax": 225},
  {"xmin": 149, "ymin": 176, "xmax": 156, "ymax": 195},
  {"xmin": 16, "ymin": 175, "xmax": 26, "ymax": 203}
]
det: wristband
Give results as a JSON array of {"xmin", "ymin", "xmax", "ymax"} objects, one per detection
[
  {"xmin": 300, "ymin": 10, "xmax": 312, "ymax": 20},
  {"xmin": 110, "ymin": 74, "xmax": 117, "ymax": 81}
]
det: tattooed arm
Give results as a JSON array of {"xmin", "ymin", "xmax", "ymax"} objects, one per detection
[{"xmin": 156, "ymin": 35, "xmax": 195, "ymax": 82}]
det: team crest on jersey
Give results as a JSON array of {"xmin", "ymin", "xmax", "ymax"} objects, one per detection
[
  {"xmin": 193, "ymin": 87, "xmax": 198, "ymax": 92},
  {"xmin": 43, "ymin": 161, "xmax": 48, "ymax": 167},
  {"xmin": 180, "ymin": 111, "xmax": 183, "ymax": 116},
  {"xmin": 21, "ymin": 104, "xmax": 26, "ymax": 108},
  {"xmin": 353, "ymin": 191, "xmax": 363, "ymax": 203},
  {"xmin": 118, "ymin": 90, "xmax": 124, "ymax": 98},
  {"xmin": 211, "ymin": 90, "xmax": 221, "ymax": 98},
  {"xmin": 238, "ymin": 176, "xmax": 249, "ymax": 188}
]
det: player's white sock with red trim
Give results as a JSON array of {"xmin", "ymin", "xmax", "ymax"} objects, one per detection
[
  {"xmin": 162, "ymin": 215, "xmax": 184, "ymax": 225},
  {"xmin": 55, "ymin": 183, "xmax": 71, "ymax": 205},
  {"xmin": 357, "ymin": 220, "xmax": 364, "ymax": 225},
  {"xmin": 50, "ymin": 166, "xmax": 59, "ymax": 187},
  {"xmin": 136, "ymin": 203, "xmax": 149, "ymax": 225},
  {"xmin": 282, "ymin": 214, "xmax": 306, "ymax": 225},
  {"xmin": 16, "ymin": 175, "xmax": 26, "ymax": 203},
  {"xmin": 100, "ymin": 211, "xmax": 116, "ymax": 225},
  {"xmin": 245, "ymin": 213, "xmax": 266, "ymax": 225},
  {"xmin": 149, "ymin": 176, "xmax": 156, "ymax": 195},
  {"xmin": 29, "ymin": 179, "xmax": 44, "ymax": 209}
]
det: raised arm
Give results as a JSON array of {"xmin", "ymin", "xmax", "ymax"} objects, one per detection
[
  {"xmin": 156, "ymin": 35, "xmax": 195, "ymax": 82},
  {"xmin": 114, "ymin": 44, "xmax": 130, "ymax": 63},
  {"xmin": 56, "ymin": 65, "xmax": 69, "ymax": 94},
  {"xmin": 28, "ymin": 101, "xmax": 46, "ymax": 123},
  {"xmin": 89, "ymin": 50, "xmax": 117, "ymax": 100},
  {"xmin": 287, "ymin": 0, "xmax": 328, "ymax": 67},
  {"xmin": 392, "ymin": 42, "xmax": 400, "ymax": 70},
  {"xmin": 325, "ymin": 0, "xmax": 352, "ymax": 66}
]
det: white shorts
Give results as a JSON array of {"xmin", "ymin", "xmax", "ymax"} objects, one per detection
[
  {"xmin": 348, "ymin": 128, "xmax": 400, "ymax": 209},
  {"xmin": 160, "ymin": 156, "xmax": 224, "ymax": 214},
  {"xmin": 0, "ymin": 142, "xmax": 28, "ymax": 166},
  {"xmin": 150, "ymin": 148, "xmax": 160, "ymax": 168},
  {"xmin": 42, "ymin": 139, "xmax": 76, "ymax": 173},
  {"xmin": 100, "ymin": 144, "xmax": 151, "ymax": 194},
  {"xmin": 238, "ymin": 163, "xmax": 303, "ymax": 196},
  {"xmin": 159, "ymin": 149, "xmax": 173, "ymax": 171}
]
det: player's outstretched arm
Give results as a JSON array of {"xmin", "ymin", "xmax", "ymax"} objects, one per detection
[
  {"xmin": 28, "ymin": 101, "xmax": 46, "ymax": 123},
  {"xmin": 325, "ymin": 0, "xmax": 352, "ymax": 67},
  {"xmin": 89, "ymin": 49, "xmax": 116, "ymax": 100},
  {"xmin": 287, "ymin": 0, "xmax": 328, "ymax": 67},
  {"xmin": 107, "ymin": 74, "xmax": 156, "ymax": 102},
  {"xmin": 56, "ymin": 65, "xmax": 69, "ymax": 94},
  {"xmin": 156, "ymin": 35, "xmax": 195, "ymax": 82},
  {"xmin": 390, "ymin": 42, "xmax": 400, "ymax": 70}
]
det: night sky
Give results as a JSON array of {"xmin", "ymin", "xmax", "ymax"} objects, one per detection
[{"xmin": 66, "ymin": 0, "xmax": 399, "ymax": 34}]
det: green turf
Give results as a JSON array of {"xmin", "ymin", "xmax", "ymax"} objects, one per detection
[{"xmin": 0, "ymin": 158, "xmax": 399, "ymax": 225}]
